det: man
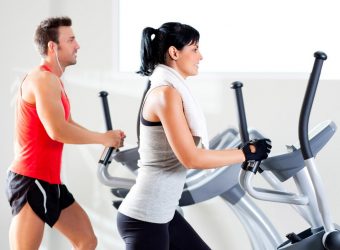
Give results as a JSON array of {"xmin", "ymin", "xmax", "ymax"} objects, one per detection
[{"xmin": 6, "ymin": 16, "xmax": 125, "ymax": 250}]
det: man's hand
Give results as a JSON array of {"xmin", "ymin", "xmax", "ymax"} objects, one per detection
[{"xmin": 103, "ymin": 130, "xmax": 126, "ymax": 148}]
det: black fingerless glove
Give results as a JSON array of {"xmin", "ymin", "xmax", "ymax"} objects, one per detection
[{"xmin": 242, "ymin": 138, "xmax": 272, "ymax": 162}]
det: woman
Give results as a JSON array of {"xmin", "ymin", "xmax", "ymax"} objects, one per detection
[{"xmin": 117, "ymin": 22, "xmax": 271, "ymax": 250}]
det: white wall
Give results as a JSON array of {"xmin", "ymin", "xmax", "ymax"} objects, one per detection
[
  {"xmin": 0, "ymin": 1, "xmax": 49, "ymax": 250},
  {"xmin": 1, "ymin": 1, "xmax": 340, "ymax": 250}
]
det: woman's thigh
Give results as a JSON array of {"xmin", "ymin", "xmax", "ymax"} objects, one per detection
[
  {"xmin": 169, "ymin": 211, "xmax": 211, "ymax": 250},
  {"xmin": 117, "ymin": 212, "xmax": 169, "ymax": 250}
]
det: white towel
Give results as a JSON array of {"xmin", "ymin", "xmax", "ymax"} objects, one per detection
[{"xmin": 149, "ymin": 64, "xmax": 210, "ymax": 149}]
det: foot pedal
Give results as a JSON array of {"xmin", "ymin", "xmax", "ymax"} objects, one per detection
[{"xmin": 286, "ymin": 232, "xmax": 302, "ymax": 243}]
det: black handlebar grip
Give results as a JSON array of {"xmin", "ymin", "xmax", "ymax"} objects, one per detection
[
  {"xmin": 231, "ymin": 82, "xmax": 264, "ymax": 173},
  {"xmin": 298, "ymin": 51, "xmax": 327, "ymax": 160},
  {"xmin": 314, "ymin": 51, "xmax": 327, "ymax": 60},
  {"xmin": 98, "ymin": 91, "xmax": 113, "ymax": 131},
  {"xmin": 231, "ymin": 81, "xmax": 250, "ymax": 144},
  {"xmin": 98, "ymin": 91, "xmax": 115, "ymax": 165}
]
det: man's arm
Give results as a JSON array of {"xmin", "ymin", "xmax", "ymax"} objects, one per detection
[
  {"xmin": 68, "ymin": 115, "xmax": 88, "ymax": 129},
  {"xmin": 33, "ymin": 73, "xmax": 123, "ymax": 147}
]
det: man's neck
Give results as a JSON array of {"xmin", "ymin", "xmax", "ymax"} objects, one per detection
[{"xmin": 41, "ymin": 58, "xmax": 64, "ymax": 77}]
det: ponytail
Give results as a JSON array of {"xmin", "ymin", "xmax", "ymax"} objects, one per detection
[{"xmin": 137, "ymin": 27, "xmax": 159, "ymax": 76}]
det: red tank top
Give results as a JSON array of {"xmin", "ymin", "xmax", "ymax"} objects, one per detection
[{"xmin": 10, "ymin": 65, "xmax": 70, "ymax": 184}]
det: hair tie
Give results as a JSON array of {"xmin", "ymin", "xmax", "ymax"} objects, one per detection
[{"xmin": 150, "ymin": 28, "xmax": 159, "ymax": 41}]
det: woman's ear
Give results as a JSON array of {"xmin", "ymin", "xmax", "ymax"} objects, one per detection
[{"xmin": 168, "ymin": 46, "xmax": 179, "ymax": 61}]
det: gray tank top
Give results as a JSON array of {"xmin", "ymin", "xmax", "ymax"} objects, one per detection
[{"xmin": 118, "ymin": 118, "xmax": 199, "ymax": 223}]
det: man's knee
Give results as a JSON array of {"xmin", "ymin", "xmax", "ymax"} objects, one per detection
[
  {"xmin": 74, "ymin": 234, "xmax": 97, "ymax": 250},
  {"xmin": 88, "ymin": 234, "xmax": 98, "ymax": 249}
]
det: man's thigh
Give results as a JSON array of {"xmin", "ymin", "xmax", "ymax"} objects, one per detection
[
  {"xmin": 53, "ymin": 202, "xmax": 96, "ymax": 243},
  {"xmin": 9, "ymin": 203, "xmax": 45, "ymax": 250}
]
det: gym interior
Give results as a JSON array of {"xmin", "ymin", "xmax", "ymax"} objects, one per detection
[{"xmin": 1, "ymin": 1, "xmax": 340, "ymax": 249}]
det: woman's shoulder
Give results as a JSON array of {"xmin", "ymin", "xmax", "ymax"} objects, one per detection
[
  {"xmin": 145, "ymin": 85, "xmax": 182, "ymax": 113},
  {"xmin": 151, "ymin": 85, "xmax": 181, "ymax": 101}
]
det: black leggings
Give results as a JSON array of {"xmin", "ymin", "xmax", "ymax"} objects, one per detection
[{"xmin": 117, "ymin": 211, "xmax": 211, "ymax": 250}]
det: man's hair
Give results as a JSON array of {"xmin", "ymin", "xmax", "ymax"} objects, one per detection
[{"xmin": 34, "ymin": 16, "xmax": 72, "ymax": 56}]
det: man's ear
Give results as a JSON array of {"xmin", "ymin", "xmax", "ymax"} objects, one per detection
[
  {"xmin": 168, "ymin": 46, "xmax": 179, "ymax": 61},
  {"xmin": 47, "ymin": 41, "xmax": 57, "ymax": 53}
]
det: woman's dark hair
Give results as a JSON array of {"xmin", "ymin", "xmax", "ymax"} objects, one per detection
[
  {"xmin": 137, "ymin": 22, "xmax": 200, "ymax": 76},
  {"xmin": 34, "ymin": 16, "xmax": 72, "ymax": 56}
]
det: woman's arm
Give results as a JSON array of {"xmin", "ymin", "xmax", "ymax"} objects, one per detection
[{"xmin": 143, "ymin": 86, "xmax": 245, "ymax": 169}]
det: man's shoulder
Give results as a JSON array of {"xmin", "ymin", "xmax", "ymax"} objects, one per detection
[{"xmin": 26, "ymin": 68, "xmax": 60, "ymax": 89}]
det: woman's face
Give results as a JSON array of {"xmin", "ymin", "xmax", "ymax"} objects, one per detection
[{"xmin": 174, "ymin": 43, "xmax": 203, "ymax": 78}]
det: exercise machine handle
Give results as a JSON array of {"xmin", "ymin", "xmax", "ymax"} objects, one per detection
[
  {"xmin": 230, "ymin": 81, "xmax": 250, "ymax": 143},
  {"xmin": 297, "ymin": 52, "xmax": 340, "ymax": 247},
  {"xmin": 239, "ymin": 170, "xmax": 308, "ymax": 205},
  {"xmin": 231, "ymin": 81, "xmax": 262, "ymax": 173},
  {"xmin": 98, "ymin": 91, "xmax": 116, "ymax": 166},
  {"xmin": 99, "ymin": 91, "xmax": 113, "ymax": 131},
  {"xmin": 298, "ymin": 51, "xmax": 327, "ymax": 160},
  {"xmin": 230, "ymin": 81, "xmax": 309, "ymax": 204},
  {"xmin": 97, "ymin": 91, "xmax": 135, "ymax": 189}
]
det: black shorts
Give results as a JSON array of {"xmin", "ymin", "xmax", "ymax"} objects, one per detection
[{"xmin": 5, "ymin": 171, "xmax": 75, "ymax": 227}]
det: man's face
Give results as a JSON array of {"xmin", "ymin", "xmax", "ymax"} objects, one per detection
[{"xmin": 56, "ymin": 26, "xmax": 80, "ymax": 66}]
